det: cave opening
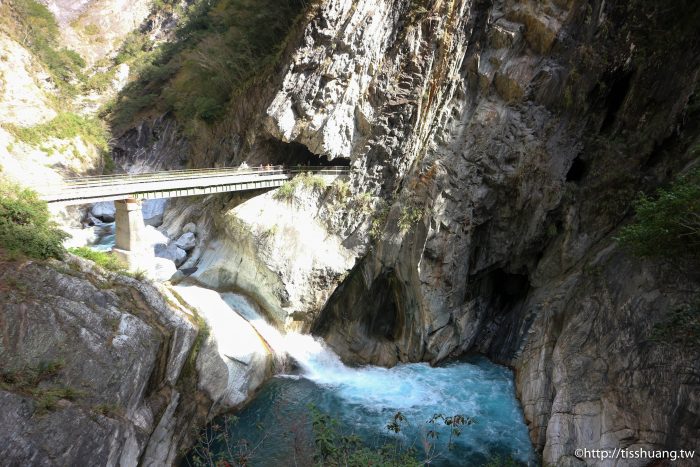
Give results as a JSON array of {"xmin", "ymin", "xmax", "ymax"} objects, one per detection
[
  {"xmin": 466, "ymin": 268, "xmax": 531, "ymax": 311},
  {"xmin": 364, "ymin": 273, "xmax": 402, "ymax": 341},
  {"xmin": 600, "ymin": 69, "xmax": 634, "ymax": 132},
  {"xmin": 491, "ymin": 269, "xmax": 531, "ymax": 307},
  {"xmin": 566, "ymin": 156, "xmax": 587, "ymax": 182},
  {"xmin": 265, "ymin": 140, "xmax": 351, "ymax": 167}
]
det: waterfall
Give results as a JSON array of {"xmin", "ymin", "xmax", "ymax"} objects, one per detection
[{"xmin": 174, "ymin": 285, "xmax": 537, "ymax": 465}]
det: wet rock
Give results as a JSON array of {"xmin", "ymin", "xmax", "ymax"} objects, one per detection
[{"xmin": 182, "ymin": 222, "xmax": 197, "ymax": 234}]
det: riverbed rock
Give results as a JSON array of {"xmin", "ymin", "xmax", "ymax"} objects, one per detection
[
  {"xmin": 0, "ymin": 252, "xmax": 279, "ymax": 465},
  {"xmin": 174, "ymin": 232, "xmax": 196, "ymax": 251},
  {"xmin": 183, "ymin": 222, "xmax": 197, "ymax": 234},
  {"xmin": 153, "ymin": 257, "xmax": 177, "ymax": 282},
  {"xmin": 155, "ymin": 243, "xmax": 187, "ymax": 267},
  {"xmin": 173, "ymin": 285, "xmax": 275, "ymax": 411},
  {"xmin": 143, "ymin": 199, "xmax": 168, "ymax": 227},
  {"xmin": 91, "ymin": 201, "xmax": 116, "ymax": 223}
]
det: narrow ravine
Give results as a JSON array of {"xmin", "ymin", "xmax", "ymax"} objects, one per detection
[{"xmin": 168, "ymin": 282, "xmax": 537, "ymax": 466}]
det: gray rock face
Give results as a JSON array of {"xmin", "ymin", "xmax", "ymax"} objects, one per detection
[
  {"xmin": 112, "ymin": 114, "xmax": 190, "ymax": 173},
  {"xmin": 192, "ymin": 184, "xmax": 357, "ymax": 330},
  {"xmin": 106, "ymin": 0, "xmax": 700, "ymax": 463},
  {"xmin": 512, "ymin": 248, "xmax": 700, "ymax": 466},
  {"xmin": 0, "ymin": 255, "xmax": 198, "ymax": 465},
  {"xmin": 0, "ymin": 254, "xmax": 273, "ymax": 466},
  {"xmin": 182, "ymin": 222, "xmax": 197, "ymax": 234}
]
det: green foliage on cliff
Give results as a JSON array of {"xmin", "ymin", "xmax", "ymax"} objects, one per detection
[
  {"xmin": 6, "ymin": 112, "xmax": 109, "ymax": 152},
  {"xmin": 2, "ymin": 0, "xmax": 86, "ymax": 98},
  {"xmin": 0, "ymin": 360, "xmax": 83, "ymax": 413},
  {"xmin": 616, "ymin": 168, "xmax": 700, "ymax": 263},
  {"xmin": 398, "ymin": 205, "xmax": 424, "ymax": 233},
  {"xmin": 68, "ymin": 247, "xmax": 127, "ymax": 272},
  {"xmin": 109, "ymin": 0, "xmax": 310, "ymax": 133},
  {"xmin": 0, "ymin": 181, "xmax": 66, "ymax": 260},
  {"xmin": 273, "ymin": 172, "xmax": 328, "ymax": 202},
  {"xmin": 650, "ymin": 303, "xmax": 700, "ymax": 349}
]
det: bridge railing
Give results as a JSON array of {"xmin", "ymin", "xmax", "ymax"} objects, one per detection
[
  {"xmin": 51, "ymin": 166, "xmax": 347, "ymax": 186},
  {"xmin": 35, "ymin": 166, "xmax": 350, "ymax": 200}
]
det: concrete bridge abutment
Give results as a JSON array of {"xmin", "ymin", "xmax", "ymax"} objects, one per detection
[{"xmin": 113, "ymin": 198, "xmax": 154, "ymax": 274}]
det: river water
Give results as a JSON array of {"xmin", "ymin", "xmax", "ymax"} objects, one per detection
[{"xmin": 182, "ymin": 289, "xmax": 538, "ymax": 467}]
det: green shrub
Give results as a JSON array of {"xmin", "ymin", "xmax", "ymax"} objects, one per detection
[
  {"xmin": 273, "ymin": 173, "xmax": 327, "ymax": 202},
  {"xmin": 0, "ymin": 181, "xmax": 67, "ymax": 259},
  {"xmin": 273, "ymin": 179, "xmax": 298, "ymax": 202},
  {"xmin": 0, "ymin": 360, "xmax": 82, "ymax": 413},
  {"xmin": 108, "ymin": 0, "xmax": 310, "ymax": 131},
  {"xmin": 616, "ymin": 168, "xmax": 700, "ymax": 262},
  {"xmin": 298, "ymin": 172, "xmax": 327, "ymax": 190},
  {"xmin": 68, "ymin": 247, "xmax": 127, "ymax": 272},
  {"xmin": 370, "ymin": 203, "xmax": 390, "ymax": 241},
  {"xmin": 83, "ymin": 68, "xmax": 118, "ymax": 92},
  {"xmin": 188, "ymin": 406, "xmax": 472, "ymax": 466},
  {"xmin": 7, "ymin": 112, "xmax": 109, "ymax": 152},
  {"xmin": 8, "ymin": 0, "xmax": 85, "ymax": 97},
  {"xmin": 331, "ymin": 179, "xmax": 351, "ymax": 202},
  {"xmin": 398, "ymin": 205, "xmax": 423, "ymax": 233}
]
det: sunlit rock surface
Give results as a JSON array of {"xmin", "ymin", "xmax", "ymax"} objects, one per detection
[
  {"xmin": 0, "ymin": 255, "xmax": 200, "ymax": 465},
  {"xmin": 192, "ymin": 184, "xmax": 357, "ymax": 330},
  {"xmin": 173, "ymin": 285, "xmax": 275, "ymax": 411}
]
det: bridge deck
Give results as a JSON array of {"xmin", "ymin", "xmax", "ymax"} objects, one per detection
[{"xmin": 37, "ymin": 166, "xmax": 349, "ymax": 205}]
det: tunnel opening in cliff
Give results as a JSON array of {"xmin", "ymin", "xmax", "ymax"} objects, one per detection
[{"xmin": 264, "ymin": 140, "xmax": 351, "ymax": 167}]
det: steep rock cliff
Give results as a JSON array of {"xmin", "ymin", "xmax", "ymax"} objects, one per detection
[
  {"xmin": 262, "ymin": 0, "xmax": 700, "ymax": 463},
  {"xmin": 0, "ymin": 254, "xmax": 273, "ymax": 465}
]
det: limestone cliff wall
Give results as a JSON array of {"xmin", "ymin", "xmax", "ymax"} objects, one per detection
[{"xmin": 108, "ymin": 0, "xmax": 700, "ymax": 464}]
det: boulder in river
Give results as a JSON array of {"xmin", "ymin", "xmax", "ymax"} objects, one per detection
[
  {"xmin": 143, "ymin": 199, "xmax": 168, "ymax": 227},
  {"xmin": 91, "ymin": 201, "xmax": 116, "ymax": 223},
  {"xmin": 155, "ymin": 243, "xmax": 187, "ymax": 267},
  {"xmin": 174, "ymin": 232, "xmax": 196, "ymax": 251}
]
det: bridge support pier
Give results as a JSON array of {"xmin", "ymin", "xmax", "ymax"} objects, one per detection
[{"xmin": 113, "ymin": 198, "xmax": 154, "ymax": 274}]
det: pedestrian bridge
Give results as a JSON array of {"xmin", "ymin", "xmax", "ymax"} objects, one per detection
[
  {"xmin": 35, "ymin": 165, "xmax": 349, "ymax": 275},
  {"xmin": 38, "ymin": 165, "xmax": 349, "ymax": 205}
]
